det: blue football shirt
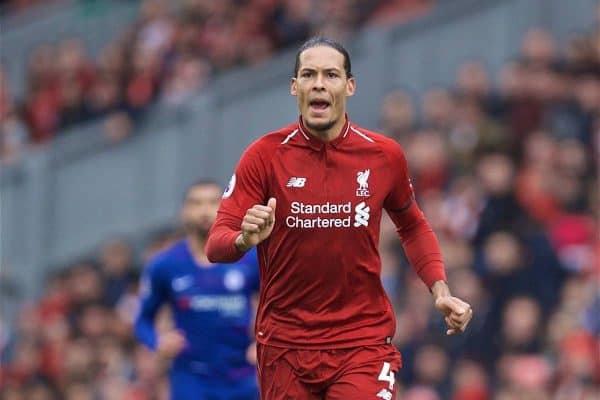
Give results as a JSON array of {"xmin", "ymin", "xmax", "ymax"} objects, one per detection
[{"xmin": 134, "ymin": 239, "xmax": 259, "ymax": 380}]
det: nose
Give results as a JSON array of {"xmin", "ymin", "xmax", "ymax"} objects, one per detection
[{"xmin": 312, "ymin": 73, "xmax": 325, "ymax": 91}]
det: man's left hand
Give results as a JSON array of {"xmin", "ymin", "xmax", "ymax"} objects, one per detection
[
  {"xmin": 435, "ymin": 296, "xmax": 473, "ymax": 335},
  {"xmin": 431, "ymin": 280, "xmax": 473, "ymax": 335}
]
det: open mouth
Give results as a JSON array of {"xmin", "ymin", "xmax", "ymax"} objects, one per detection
[{"xmin": 309, "ymin": 99, "xmax": 330, "ymax": 112}]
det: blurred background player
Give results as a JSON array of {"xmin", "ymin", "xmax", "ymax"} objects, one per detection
[{"xmin": 135, "ymin": 180, "xmax": 260, "ymax": 400}]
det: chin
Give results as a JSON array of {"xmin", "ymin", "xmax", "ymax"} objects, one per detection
[
  {"xmin": 306, "ymin": 118, "xmax": 335, "ymax": 132},
  {"xmin": 185, "ymin": 224, "xmax": 210, "ymax": 237},
  {"xmin": 198, "ymin": 225, "xmax": 211, "ymax": 235}
]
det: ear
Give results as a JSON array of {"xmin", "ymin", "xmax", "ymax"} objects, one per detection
[
  {"xmin": 346, "ymin": 76, "xmax": 356, "ymax": 97},
  {"xmin": 290, "ymin": 77, "xmax": 297, "ymax": 96}
]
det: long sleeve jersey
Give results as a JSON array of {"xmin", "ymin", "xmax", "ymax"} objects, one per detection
[
  {"xmin": 134, "ymin": 240, "xmax": 259, "ymax": 379},
  {"xmin": 206, "ymin": 117, "xmax": 446, "ymax": 349}
]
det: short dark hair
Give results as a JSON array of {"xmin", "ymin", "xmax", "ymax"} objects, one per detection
[
  {"xmin": 183, "ymin": 179, "xmax": 222, "ymax": 201},
  {"xmin": 294, "ymin": 37, "xmax": 353, "ymax": 78}
]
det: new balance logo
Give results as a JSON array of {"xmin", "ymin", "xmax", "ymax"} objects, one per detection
[
  {"xmin": 354, "ymin": 201, "xmax": 370, "ymax": 227},
  {"xmin": 376, "ymin": 389, "xmax": 392, "ymax": 400},
  {"xmin": 286, "ymin": 177, "xmax": 306, "ymax": 187}
]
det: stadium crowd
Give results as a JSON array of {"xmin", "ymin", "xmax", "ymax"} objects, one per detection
[
  {"xmin": 1, "ymin": 3, "xmax": 599, "ymax": 400},
  {"xmin": 376, "ymin": 25, "xmax": 599, "ymax": 399},
  {"xmin": 0, "ymin": 0, "xmax": 49, "ymax": 13},
  {"xmin": 0, "ymin": 0, "xmax": 433, "ymax": 165}
]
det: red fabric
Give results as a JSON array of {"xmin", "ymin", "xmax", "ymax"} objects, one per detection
[
  {"xmin": 38, "ymin": 292, "xmax": 70, "ymax": 321},
  {"xmin": 549, "ymin": 214, "xmax": 595, "ymax": 250},
  {"xmin": 452, "ymin": 388, "xmax": 489, "ymax": 400},
  {"xmin": 369, "ymin": 0, "xmax": 434, "ymax": 26},
  {"xmin": 25, "ymin": 89, "xmax": 60, "ymax": 142},
  {"xmin": 206, "ymin": 117, "xmax": 447, "ymax": 349},
  {"xmin": 559, "ymin": 330, "xmax": 600, "ymax": 377},
  {"xmin": 515, "ymin": 169, "xmax": 560, "ymax": 224},
  {"xmin": 257, "ymin": 343, "xmax": 401, "ymax": 400},
  {"xmin": 388, "ymin": 202, "xmax": 446, "ymax": 288},
  {"xmin": 39, "ymin": 341, "xmax": 64, "ymax": 381},
  {"xmin": 205, "ymin": 224, "xmax": 245, "ymax": 262},
  {"xmin": 414, "ymin": 165, "xmax": 448, "ymax": 194},
  {"xmin": 126, "ymin": 73, "xmax": 156, "ymax": 109}
]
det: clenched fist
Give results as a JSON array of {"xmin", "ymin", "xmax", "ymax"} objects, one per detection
[{"xmin": 236, "ymin": 198, "xmax": 276, "ymax": 251}]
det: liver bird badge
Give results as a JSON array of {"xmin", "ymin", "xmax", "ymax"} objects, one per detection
[{"xmin": 356, "ymin": 169, "xmax": 370, "ymax": 196}]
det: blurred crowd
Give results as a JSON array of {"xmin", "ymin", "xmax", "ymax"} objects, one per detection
[
  {"xmin": 0, "ymin": 0, "xmax": 433, "ymax": 165},
  {"xmin": 1, "ymin": 2, "xmax": 599, "ymax": 400},
  {"xmin": 377, "ymin": 25, "xmax": 599, "ymax": 400},
  {"xmin": 0, "ymin": 0, "xmax": 51, "ymax": 13},
  {"xmin": 0, "ymin": 232, "xmax": 181, "ymax": 400}
]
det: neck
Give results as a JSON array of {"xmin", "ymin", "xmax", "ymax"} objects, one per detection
[
  {"xmin": 187, "ymin": 235, "xmax": 211, "ymax": 267},
  {"xmin": 303, "ymin": 116, "xmax": 347, "ymax": 142}
]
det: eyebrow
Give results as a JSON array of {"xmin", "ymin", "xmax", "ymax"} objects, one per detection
[{"xmin": 299, "ymin": 67, "xmax": 342, "ymax": 72}]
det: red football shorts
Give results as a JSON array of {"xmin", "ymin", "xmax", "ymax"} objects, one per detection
[{"xmin": 256, "ymin": 343, "xmax": 401, "ymax": 400}]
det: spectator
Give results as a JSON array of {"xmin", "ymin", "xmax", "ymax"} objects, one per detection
[
  {"xmin": 450, "ymin": 359, "xmax": 489, "ymax": 400},
  {"xmin": 499, "ymin": 296, "xmax": 543, "ymax": 355},
  {"xmin": 0, "ymin": 67, "xmax": 29, "ymax": 165},
  {"xmin": 422, "ymin": 88, "xmax": 456, "ymax": 132},
  {"xmin": 380, "ymin": 89, "xmax": 417, "ymax": 143},
  {"xmin": 473, "ymin": 153, "xmax": 524, "ymax": 245},
  {"xmin": 98, "ymin": 238, "xmax": 138, "ymax": 306},
  {"xmin": 405, "ymin": 130, "xmax": 450, "ymax": 194}
]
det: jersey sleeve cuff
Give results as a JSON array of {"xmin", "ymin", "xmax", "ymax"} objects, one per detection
[{"xmin": 419, "ymin": 263, "xmax": 447, "ymax": 289}]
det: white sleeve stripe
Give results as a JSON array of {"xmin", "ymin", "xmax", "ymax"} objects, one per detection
[
  {"xmin": 281, "ymin": 129, "xmax": 299, "ymax": 144},
  {"xmin": 350, "ymin": 126, "xmax": 375, "ymax": 143}
]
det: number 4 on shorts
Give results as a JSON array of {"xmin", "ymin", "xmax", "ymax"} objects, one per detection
[{"xmin": 378, "ymin": 362, "xmax": 395, "ymax": 390}]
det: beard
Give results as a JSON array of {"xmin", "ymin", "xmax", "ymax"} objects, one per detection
[
  {"xmin": 305, "ymin": 118, "xmax": 336, "ymax": 133},
  {"xmin": 183, "ymin": 221, "xmax": 211, "ymax": 239}
]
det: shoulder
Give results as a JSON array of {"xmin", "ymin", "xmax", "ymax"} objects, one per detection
[
  {"xmin": 349, "ymin": 123, "xmax": 406, "ymax": 159},
  {"xmin": 245, "ymin": 123, "xmax": 299, "ymax": 156},
  {"xmin": 146, "ymin": 240, "xmax": 186, "ymax": 275}
]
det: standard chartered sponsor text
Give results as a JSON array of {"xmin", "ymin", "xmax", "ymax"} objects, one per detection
[
  {"xmin": 287, "ymin": 201, "xmax": 352, "ymax": 228},
  {"xmin": 290, "ymin": 201, "xmax": 352, "ymax": 214}
]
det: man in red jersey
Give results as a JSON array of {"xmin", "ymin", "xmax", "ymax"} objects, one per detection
[{"xmin": 205, "ymin": 37, "xmax": 473, "ymax": 400}]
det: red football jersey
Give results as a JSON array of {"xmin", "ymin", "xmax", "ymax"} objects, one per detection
[{"xmin": 207, "ymin": 117, "xmax": 445, "ymax": 349}]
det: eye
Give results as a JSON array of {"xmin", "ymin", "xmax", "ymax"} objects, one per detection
[
  {"xmin": 301, "ymin": 71, "xmax": 313, "ymax": 78},
  {"xmin": 327, "ymin": 72, "xmax": 339, "ymax": 78}
]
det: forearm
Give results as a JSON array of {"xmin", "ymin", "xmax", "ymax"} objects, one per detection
[
  {"xmin": 134, "ymin": 313, "xmax": 159, "ymax": 350},
  {"xmin": 430, "ymin": 280, "xmax": 451, "ymax": 300},
  {"xmin": 389, "ymin": 202, "xmax": 447, "ymax": 288},
  {"xmin": 205, "ymin": 216, "xmax": 247, "ymax": 263},
  {"xmin": 235, "ymin": 234, "xmax": 253, "ymax": 252}
]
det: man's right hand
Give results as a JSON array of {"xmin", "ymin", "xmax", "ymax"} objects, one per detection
[
  {"xmin": 157, "ymin": 330, "xmax": 187, "ymax": 359},
  {"xmin": 236, "ymin": 198, "xmax": 277, "ymax": 251}
]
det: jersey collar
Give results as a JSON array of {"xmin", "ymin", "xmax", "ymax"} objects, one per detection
[{"xmin": 298, "ymin": 115, "xmax": 351, "ymax": 151}]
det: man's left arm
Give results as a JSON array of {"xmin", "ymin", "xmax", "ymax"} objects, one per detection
[
  {"xmin": 384, "ymin": 140, "xmax": 473, "ymax": 335},
  {"xmin": 387, "ymin": 202, "xmax": 473, "ymax": 335}
]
